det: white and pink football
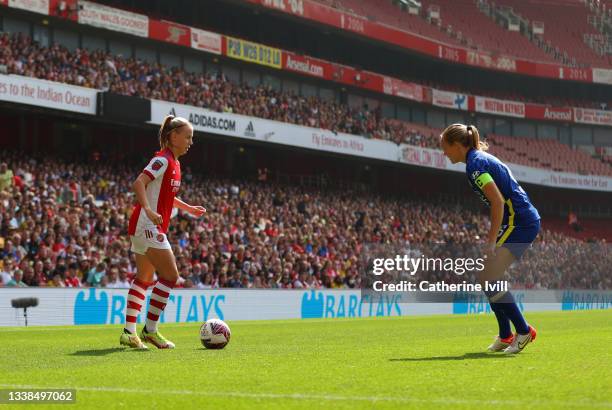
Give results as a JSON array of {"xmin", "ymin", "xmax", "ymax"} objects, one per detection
[{"xmin": 200, "ymin": 318, "xmax": 231, "ymax": 349}]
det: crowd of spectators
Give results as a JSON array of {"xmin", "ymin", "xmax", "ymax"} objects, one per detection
[
  {"xmin": 0, "ymin": 33, "xmax": 609, "ymax": 291},
  {"xmin": 515, "ymin": 229, "xmax": 610, "ymax": 290},
  {"xmin": 0, "ymin": 31, "xmax": 609, "ymax": 154},
  {"xmin": 0, "ymin": 150, "xmax": 609, "ymax": 291}
]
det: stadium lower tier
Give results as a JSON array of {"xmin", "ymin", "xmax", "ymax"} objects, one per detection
[{"xmin": 0, "ymin": 148, "xmax": 609, "ymax": 291}]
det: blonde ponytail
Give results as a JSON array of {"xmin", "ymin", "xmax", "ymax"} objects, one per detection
[
  {"xmin": 158, "ymin": 115, "xmax": 190, "ymax": 150},
  {"xmin": 441, "ymin": 124, "xmax": 488, "ymax": 151}
]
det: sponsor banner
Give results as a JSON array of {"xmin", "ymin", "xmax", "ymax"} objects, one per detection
[
  {"xmin": 149, "ymin": 19, "xmax": 190, "ymax": 47},
  {"xmin": 0, "ymin": 289, "xmax": 407, "ymax": 326},
  {"xmin": 78, "ymin": 0, "xmax": 149, "ymax": 38},
  {"xmin": 398, "ymin": 144, "xmax": 612, "ymax": 192},
  {"xmin": 475, "ymin": 96, "xmax": 525, "ymax": 118},
  {"xmin": 328, "ymin": 64, "xmax": 384, "ymax": 93},
  {"xmin": 466, "ymin": 50, "xmax": 517, "ymax": 72},
  {"xmin": 525, "ymin": 104, "xmax": 573, "ymax": 122},
  {"xmin": 498, "ymin": 162, "xmax": 612, "ymax": 191},
  {"xmin": 452, "ymin": 291, "xmax": 562, "ymax": 315},
  {"xmin": 399, "ymin": 144, "xmax": 465, "ymax": 172},
  {"xmin": 331, "ymin": 64, "xmax": 383, "ymax": 93},
  {"xmin": 574, "ymin": 108, "xmax": 612, "ymax": 126},
  {"xmin": 382, "ymin": 77, "xmax": 424, "ymax": 102},
  {"xmin": 593, "ymin": 68, "xmax": 612, "ymax": 85},
  {"xmin": 283, "ymin": 52, "xmax": 329, "ymax": 79},
  {"xmin": 258, "ymin": 0, "xmax": 305, "ymax": 16},
  {"xmin": 561, "ymin": 290, "xmax": 612, "ymax": 311},
  {"xmin": 8, "ymin": 0, "xmax": 48, "ymax": 14},
  {"xmin": 226, "ymin": 36, "xmax": 282, "ymax": 69},
  {"xmin": 0, "ymin": 74, "xmax": 97, "ymax": 114},
  {"xmin": 432, "ymin": 89, "xmax": 468, "ymax": 110},
  {"xmin": 2, "ymin": 288, "xmax": 609, "ymax": 326},
  {"xmin": 150, "ymin": 100, "xmax": 398, "ymax": 161},
  {"xmin": 190, "ymin": 28, "xmax": 222, "ymax": 55}
]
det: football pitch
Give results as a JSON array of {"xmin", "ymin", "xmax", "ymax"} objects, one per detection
[{"xmin": 1, "ymin": 310, "xmax": 611, "ymax": 409}]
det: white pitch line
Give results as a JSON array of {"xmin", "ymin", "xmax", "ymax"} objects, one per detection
[
  {"xmin": 0, "ymin": 320, "xmax": 329, "ymax": 332},
  {"xmin": 0, "ymin": 322, "xmax": 206, "ymax": 332},
  {"xmin": 0, "ymin": 384, "xmax": 610, "ymax": 408}
]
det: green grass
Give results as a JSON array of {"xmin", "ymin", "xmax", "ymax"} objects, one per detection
[{"xmin": 1, "ymin": 310, "xmax": 611, "ymax": 409}]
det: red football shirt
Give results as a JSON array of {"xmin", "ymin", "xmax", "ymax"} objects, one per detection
[{"xmin": 128, "ymin": 148, "xmax": 181, "ymax": 235}]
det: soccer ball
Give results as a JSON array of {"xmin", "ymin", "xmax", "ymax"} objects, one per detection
[{"xmin": 199, "ymin": 318, "xmax": 231, "ymax": 349}]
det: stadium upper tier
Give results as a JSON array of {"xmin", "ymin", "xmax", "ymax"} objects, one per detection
[
  {"xmin": 496, "ymin": 0, "xmax": 611, "ymax": 67},
  {"xmin": 1, "ymin": 32, "xmax": 611, "ymax": 176},
  {"xmin": 316, "ymin": 0, "xmax": 611, "ymax": 67},
  {"xmin": 318, "ymin": 0, "xmax": 466, "ymax": 47}
]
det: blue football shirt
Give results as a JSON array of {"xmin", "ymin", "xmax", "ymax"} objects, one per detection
[{"xmin": 466, "ymin": 148, "xmax": 540, "ymax": 226}]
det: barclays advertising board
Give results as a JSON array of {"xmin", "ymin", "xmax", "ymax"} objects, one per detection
[
  {"xmin": 1, "ymin": 289, "xmax": 407, "ymax": 327},
  {"xmin": 1, "ymin": 289, "xmax": 610, "ymax": 327}
]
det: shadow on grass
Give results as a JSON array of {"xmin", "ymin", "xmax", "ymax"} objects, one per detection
[
  {"xmin": 69, "ymin": 347, "xmax": 148, "ymax": 356},
  {"xmin": 389, "ymin": 352, "xmax": 515, "ymax": 362}
]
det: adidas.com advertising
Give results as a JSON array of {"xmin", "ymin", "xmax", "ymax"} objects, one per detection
[
  {"xmin": 3, "ymin": 288, "xmax": 610, "ymax": 326},
  {"xmin": 149, "ymin": 100, "xmax": 398, "ymax": 161}
]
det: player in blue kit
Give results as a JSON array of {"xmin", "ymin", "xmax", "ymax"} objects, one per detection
[{"xmin": 440, "ymin": 124, "xmax": 539, "ymax": 354}]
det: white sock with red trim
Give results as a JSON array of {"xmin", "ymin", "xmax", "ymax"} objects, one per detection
[
  {"xmin": 145, "ymin": 278, "xmax": 175, "ymax": 333},
  {"xmin": 124, "ymin": 278, "xmax": 152, "ymax": 334}
]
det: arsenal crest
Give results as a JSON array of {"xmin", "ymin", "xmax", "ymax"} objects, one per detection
[{"xmin": 152, "ymin": 160, "xmax": 163, "ymax": 171}]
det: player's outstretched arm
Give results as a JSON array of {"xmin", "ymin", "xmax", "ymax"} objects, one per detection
[{"xmin": 173, "ymin": 197, "xmax": 206, "ymax": 218}]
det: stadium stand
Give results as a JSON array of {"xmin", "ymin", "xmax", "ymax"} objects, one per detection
[
  {"xmin": 419, "ymin": 0, "xmax": 557, "ymax": 62},
  {"xmin": 2, "ymin": 32, "xmax": 610, "ymax": 177},
  {"xmin": 314, "ymin": 0, "xmax": 612, "ymax": 67},
  {"xmin": 320, "ymin": 0, "xmax": 466, "ymax": 47},
  {"xmin": 373, "ymin": 121, "xmax": 612, "ymax": 177},
  {"xmin": 496, "ymin": 0, "xmax": 612, "ymax": 67},
  {"xmin": 543, "ymin": 215, "xmax": 612, "ymax": 242},
  {"xmin": 0, "ymin": 150, "xmax": 609, "ymax": 290},
  {"xmin": 487, "ymin": 134, "xmax": 612, "ymax": 176}
]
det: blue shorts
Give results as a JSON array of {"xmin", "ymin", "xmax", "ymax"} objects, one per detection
[{"xmin": 496, "ymin": 219, "xmax": 541, "ymax": 259}]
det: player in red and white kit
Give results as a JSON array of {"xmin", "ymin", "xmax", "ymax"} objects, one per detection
[{"xmin": 120, "ymin": 115, "xmax": 205, "ymax": 349}]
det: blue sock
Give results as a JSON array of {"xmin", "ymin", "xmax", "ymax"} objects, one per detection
[
  {"xmin": 485, "ymin": 290, "xmax": 513, "ymax": 338},
  {"xmin": 496, "ymin": 291, "xmax": 530, "ymax": 335},
  {"xmin": 490, "ymin": 303, "xmax": 512, "ymax": 339}
]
